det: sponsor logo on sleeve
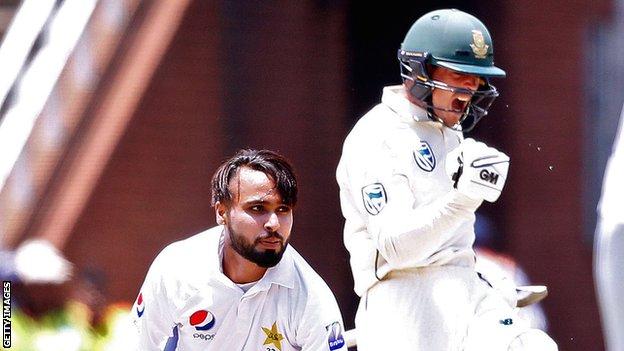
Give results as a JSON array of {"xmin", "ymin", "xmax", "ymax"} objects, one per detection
[
  {"xmin": 414, "ymin": 141, "xmax": 436, "ymax": 172},
  {"xmin": 135, "ymin": 292, "xmax": 145, "ymax": 318},
  {"xmin": 361, "ymin": 183, "xmax": 387, "ymax": 215},
  {"xmin": 326, "ymin": 321, "xmax": 345, "ymax": 350}
]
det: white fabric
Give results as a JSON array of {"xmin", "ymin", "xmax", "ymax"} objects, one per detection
[
  {"xmin": 337, "ymin": 86, "xmax": 555, "ymax": 350},
  {"xmin": 236, "ymin": 281, "xmax": 258, "ymax": 293},
  {"xmin": 594, "ymin": 104, "xmax": 624, "ymax": 351},
  {"xmin": 475, "ymin": 248, "xmax": 549, "ymax": 331},
  {"xmin": 506, "ymin": 330, "xmax": 559, "ymax": 351},
  {"xmin": 594, "ymin": 222, "xmax": 624, "ymax": 351},
  {"xmin": 130, "ymin": 226, "xmax": 347, "ymax": 351},
  {"xmin": 337, "ymin": 85, "xmax": 479, "ymax": 297},
  {"xmin": 597, "ymin": 105, "xmax": 624, "ymax": 225},
  {"xmin": 354, "ymin": 266, "xmax": 532, "ymax": 351}
]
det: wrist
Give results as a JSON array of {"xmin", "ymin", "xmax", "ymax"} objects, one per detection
[{"xmin": 449, "ymin": 189, "xmax": 483, "ymax": 210}]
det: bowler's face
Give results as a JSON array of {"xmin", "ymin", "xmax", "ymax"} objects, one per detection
[
  {"xmin": 220, "ymin": 167, "xmax": 293, "ymax": 267},
  {"xmin": 430, "ymin": 66, "xmax": 481, "ymax": 128}
]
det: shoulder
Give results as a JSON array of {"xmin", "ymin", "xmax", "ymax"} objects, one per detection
[
  {"xmin": 283, "ymin": 247, "xmax": 344, "ymax": 346},
  {"xmin": 148, "ymin": 226, "xmax": 222, "ymax": 284},
  {"xmin": 286, "ymin": 247, "xmax": 340, "ymax": 308},
  {"xmin": 158, "ymin": 227, "xmax": 218, "ymax": 261},
  {"xmin": 344, "ymin": 104, "xmax": 398, "ymax": 150},
  {"xmin": 340, "ymin": 105, "xmax": 405, "ymax": 172}
]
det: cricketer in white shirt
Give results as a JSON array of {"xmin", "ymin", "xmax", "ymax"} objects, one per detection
[
  {"xmin": 337, "ymin": 86, "xmax": 556, "ymax": 350},
  {"xmin": 336, "ymin": 9, "xmax": 556, "ymax": 350},
  {"xmin": 131, "ymin": 149, "xmax": 347, "ymax": 351},
  {"xmin": 130, "ymin": 226, "xmax": 347, "ymax": 351}
]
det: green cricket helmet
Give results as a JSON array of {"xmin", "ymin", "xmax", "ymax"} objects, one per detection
[{"xmin": 398, "ymin": 9, "xmax": 506, "ymax": 131}]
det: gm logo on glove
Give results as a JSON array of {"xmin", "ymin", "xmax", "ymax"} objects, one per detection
[
  {"xmin": 446, "ymin": 138, "xmax": 510, "ymax": 203},
  {"xmin": 479, "ymin": 169, "xmax": 499, "ymax": 184}
]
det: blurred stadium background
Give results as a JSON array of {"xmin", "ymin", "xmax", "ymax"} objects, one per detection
[{"xmin": 1, "ymin": 0, "xmax": 623, "ymax": 349}]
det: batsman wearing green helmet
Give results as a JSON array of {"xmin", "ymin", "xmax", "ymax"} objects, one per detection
[{"xmin": 336, "ymin": 9, "xmax": 558, "ymax": 350}]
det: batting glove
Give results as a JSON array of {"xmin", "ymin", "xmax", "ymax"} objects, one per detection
[{"xmin": 445, "ymin": 138, "xmax": 510, "ymax": 202}]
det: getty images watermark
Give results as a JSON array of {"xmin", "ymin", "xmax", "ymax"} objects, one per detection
[{"xmin": 2, "ymin": 281, "xmax": 10, "ymax": 348}]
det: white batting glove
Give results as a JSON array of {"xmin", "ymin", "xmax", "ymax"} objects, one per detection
[{"xmin": 445, "ymin": 138, "xmax": 510, "ymax": 202}]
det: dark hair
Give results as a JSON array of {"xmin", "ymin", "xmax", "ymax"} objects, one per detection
[{"xmin": 211, "ymin": 149, "xmax": 298, "ymax": 206}]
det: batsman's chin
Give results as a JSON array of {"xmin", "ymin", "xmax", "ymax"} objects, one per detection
[
  {"xmin": 442, "ymin": 109, "xmax": 464, "ymax": 125},
  {"xmin": 439, "ymin": 114, "xmax": 462, "ymax": 128}
]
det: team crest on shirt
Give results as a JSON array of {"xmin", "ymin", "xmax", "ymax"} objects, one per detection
[
  {"xmin": 261, "ymin": 322, "xmax": 285, "ymax": 350},
  {"xmin": 189, "ymin": 310, "xmax": 216, "ymax": 331},
  {"xmin": 326, "ymin": 321, "xmax": 345, "ymax": 350},
  {"xmin": 135, "ymin": 292, "xmax": 145, "ymax": 318},
  {"xmin": 414, "ymin": 141, "xmax": 436, "ymax": 172},
  {"xmin": 361, "ymin": 183, "xmax": 387, "ymax": 215}
]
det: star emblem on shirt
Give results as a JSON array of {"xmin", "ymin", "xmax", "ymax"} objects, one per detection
[{"xmin": 261, "ymin": 322, "xmax": 285, "ymax": 350}]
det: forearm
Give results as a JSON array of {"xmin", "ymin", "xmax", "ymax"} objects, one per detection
[{"xmin": 370, "ymin": 183, "xmax": 481, "ymax": 268}]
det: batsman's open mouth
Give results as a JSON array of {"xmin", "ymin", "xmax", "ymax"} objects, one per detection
[{"xmin": 451, "ymin": 95, "xmax": 470, "ymax": 113}]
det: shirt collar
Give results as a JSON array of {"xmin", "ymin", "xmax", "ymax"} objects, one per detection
[
  {"xmin": 381, "ymin": 85, "xmax": 431, "ymax": 123},
  {"xmin": 256, "ymin": 246, "xmax": 296, "ymax": 290}
]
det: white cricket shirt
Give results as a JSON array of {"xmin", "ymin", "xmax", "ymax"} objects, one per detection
[
  {"xmin": 336, "ymin": 85, "xmax": 482, "ymax": 296},
  {"xmin": 130, "ymin": 226, "xmax": 347, "ymax": 351}
]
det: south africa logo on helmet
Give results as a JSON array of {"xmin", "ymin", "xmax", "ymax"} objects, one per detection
[{"xmin": 470, "ymin": 30, "xmax": 489, "ymax": 59}]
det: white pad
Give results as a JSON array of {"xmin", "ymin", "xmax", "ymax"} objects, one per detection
[{"xmin": 508, "ymin": 329, "xmax": 558, "ymax": 351}]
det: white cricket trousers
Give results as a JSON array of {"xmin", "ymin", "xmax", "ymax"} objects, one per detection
[{"xmin": 354, "ymin": 265, "xmax": 553, "ymax": 351}]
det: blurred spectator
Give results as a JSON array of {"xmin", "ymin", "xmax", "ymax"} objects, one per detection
[
  {"xmin": 0, "ymin": 239, "xmax": 72, "ymax": 284},
  {"xmin": 11, "ymin": 279, "xmax": 91, "ymax": 351},
  {"xmin": 1, "ymin": 238, "xmax": 131, "ymax": 350}
]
